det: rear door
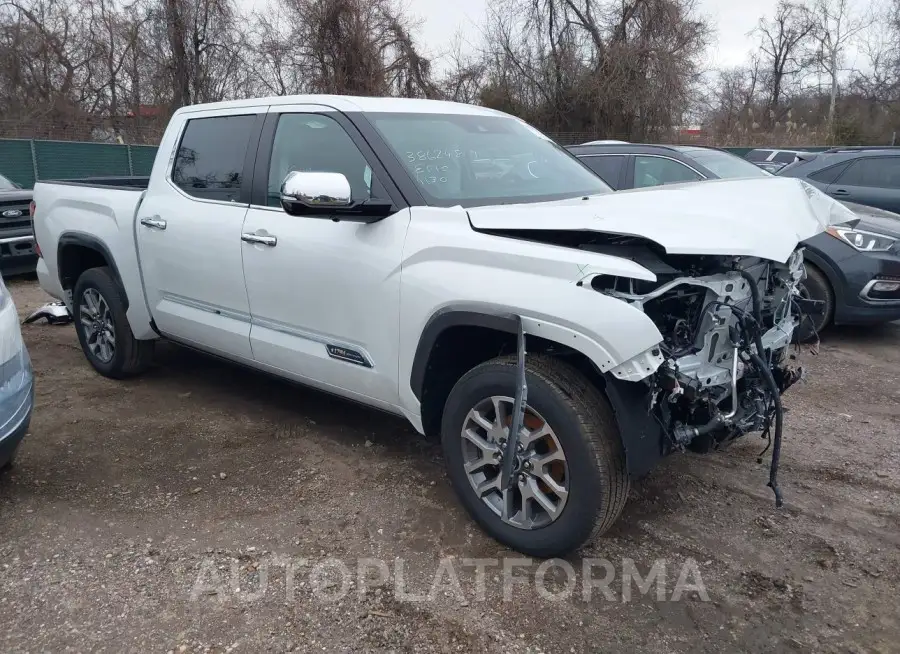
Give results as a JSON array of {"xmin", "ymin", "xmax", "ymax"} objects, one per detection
[
  {"xmin": 136, "ymin": 106, "xmax": 265, "ymax": 360},
  {"xmin": 827, "ymin": 157, "xmax": 900, "ymax": 213}
]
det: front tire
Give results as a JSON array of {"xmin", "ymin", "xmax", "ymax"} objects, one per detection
[
  {"xmin": 441, "ymin": 355, "xmax": 629, "ymax": 558},
  {"xmin": 73, "ymin": 267, "xmax": 153, "ymax": 379},
  {"xmin": 797, "ymin": 263, "xmax": 833, "ymax": 342}
]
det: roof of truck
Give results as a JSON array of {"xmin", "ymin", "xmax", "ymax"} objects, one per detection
[{"xmin": 173, "ymin": 95, "xmax": 508, "ymax": 117}]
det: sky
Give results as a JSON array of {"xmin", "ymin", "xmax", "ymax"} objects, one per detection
[{"xmin": 242, "ymin": 0, "xmax": 783, "ymax": 71}]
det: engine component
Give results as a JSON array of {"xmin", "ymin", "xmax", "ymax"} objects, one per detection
[{"xmin": 596, "ymin": 248, "xmax": 807, "ymax": 508}]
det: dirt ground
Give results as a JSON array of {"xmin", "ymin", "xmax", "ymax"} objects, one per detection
[{"xmin": 1, "ymin": 277, "xmax": 898, "ymax": 654}]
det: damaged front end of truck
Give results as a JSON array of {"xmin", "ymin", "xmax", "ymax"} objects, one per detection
[
  {"xmin": 595, "ymin": 247, "xmax": 814, "ymax": 506},
  {"xmin": 468, "ymin": 177, "xmax": 851, "ymax": 505}
]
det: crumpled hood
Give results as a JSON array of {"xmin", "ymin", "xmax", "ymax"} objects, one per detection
[{"xmin": 467, "ymin": 177, "xmax": 856, "ymax": 263}]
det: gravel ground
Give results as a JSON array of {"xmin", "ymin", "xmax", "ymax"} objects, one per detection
[{"xmin": 2, "ymin": 277, "xmax": 899, "ymax": 654}]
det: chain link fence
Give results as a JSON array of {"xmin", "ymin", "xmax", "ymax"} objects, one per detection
[{"xmin": 0, "ymin": 139, "xmax": 158, "ymax": 189}]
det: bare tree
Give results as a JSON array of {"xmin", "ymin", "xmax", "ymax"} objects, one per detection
[
  {"xmin": 810, "ymin": 0, "xmax": 874, "ymax": 139},
  {"xmin": 478, "ymin": 0, "xmax": 710, "ymax": 139},
  {"xmin": 754, "ymin": 1, "xmax": 816, "ymax": 128}
]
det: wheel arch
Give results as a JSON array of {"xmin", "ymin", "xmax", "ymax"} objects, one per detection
[
  {"xmin": 410, "ymin": 308, "xmax": 667, "ymax": 477},
  {"xmin": 57, "ymin": 232, "xmax": 126, "ymax": 308}
]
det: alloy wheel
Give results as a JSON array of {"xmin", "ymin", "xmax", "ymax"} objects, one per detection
[
  {"xmin": 79, "ymin": 289, "xmax": 116, "ymax": 363},
  {"xmin": 460, "ymin": 396, "xmax": 569, "ymax": 530}
]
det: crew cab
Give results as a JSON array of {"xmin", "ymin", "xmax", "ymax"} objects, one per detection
[{"xmin": 32, "ymin": 96, "xmax": 849, "ymax": 557}]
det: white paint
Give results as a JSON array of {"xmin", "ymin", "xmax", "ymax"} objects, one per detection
[{"xmin": 32, "ymin": 95, "xmax": 836, "ymax": 435}]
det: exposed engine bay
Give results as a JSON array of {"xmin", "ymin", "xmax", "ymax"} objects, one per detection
[{"xmin": 586, "ymin": 239, "xmax": 814, "ymax": 506}]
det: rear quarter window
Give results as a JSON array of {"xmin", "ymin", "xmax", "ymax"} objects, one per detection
[{"xmin": 808, "ymin": 161, "xmax": 852, "ymax": 184}]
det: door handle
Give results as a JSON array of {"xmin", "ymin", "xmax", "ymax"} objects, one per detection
[
  {"xmin": 241, "ymin": 233, "xmax": 277, "ymax": 247},
  {"xmin": 140, "ymin": 216, "xmax": 167, "ymax": 230},
  {"xmin": 831, "ymin": 189, "xmax": 850, "ymax": 197}
]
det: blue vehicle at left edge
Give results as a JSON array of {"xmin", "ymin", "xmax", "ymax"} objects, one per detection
[{"xmin": 0, "ymin": 274, "xmax": 34, "ymax": 472}]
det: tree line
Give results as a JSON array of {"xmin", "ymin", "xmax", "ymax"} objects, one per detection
[{"xmin": 0, "ymin": 0, "xmax": 897, "ymax": 144}]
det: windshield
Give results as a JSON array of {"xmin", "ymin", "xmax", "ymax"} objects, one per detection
[
  {"xmin": 369, "ymin": 112, "xmax": 611, "ymax": 207},
  {"xmin": 683, "ymin": 149, "xmax": 771, "ymax": 179},
  {"xmin": 0, "ymin": 174, "xmax": 17, "ymax": 190}
]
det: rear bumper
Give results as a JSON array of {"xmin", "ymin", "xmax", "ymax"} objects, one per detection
[
  {"xmin": 35, "ymin": 257, "xmax": 63, "ymax": 302},
  {"xmin": 0, "ymin": 234, "xmax": 37, "ymax": 276}
]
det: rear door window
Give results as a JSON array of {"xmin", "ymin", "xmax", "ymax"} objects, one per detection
[
  {"xmin": 578, "ymin": 155, "xmax": 626, "ymax": 189},
  {"xmin": 171, "ymin": 115, "xmax": 257, "ymax": 203},
  {"xmin": 633, "ymin": 156, "xmax": 703, "ymax": 188},
  {"xmin": 746, "ymin": 150, "xmax": 773, "ymax": 162},
  {"xmin": 836, "ymin": 157, "xmax": 900, "ymax": 189},
  {"xmin": 808, "ymin": 161, "xmax": 851, "ymax": 184},
  {"xmin": 772, "ymin": 151, "xmax": 798, "ymax": 164}
]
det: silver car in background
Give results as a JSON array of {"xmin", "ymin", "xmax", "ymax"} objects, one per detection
[{"xmin": 0, "ymin": 275, "xmax": 34, "ymax": 472}]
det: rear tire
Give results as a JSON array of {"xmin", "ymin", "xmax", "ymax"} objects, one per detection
[
  {"xmin": 796, "ymin": 263, "xmax": 833, "ymax": 342},
  {"xmin": 441, "ymin": 354, "xmax": 629, "ymax": 558},
  {"xmin": 73, "ymin": 267, "xmax": 154, "ymax": 379}
]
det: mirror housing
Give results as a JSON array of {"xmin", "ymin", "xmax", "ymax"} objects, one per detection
[
  {"xmin": 280, "ymin": 171, "xmax": 352, "ymax": 215},
  {"xmin": 279, "ymin": 171, "xmax": 393, "ymax": 223}
]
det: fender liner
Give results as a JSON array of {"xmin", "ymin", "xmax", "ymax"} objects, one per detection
[
  {"xmin": 57, "ymin": 232, "xmax": 125, "ymax": 303},
  {"xmin": 602, "ymin": 374, "xmax": 670, "ymax": 478},
  {"xmin": 410, "ymin": 308, "xmax": 519, "ymax": 402}
]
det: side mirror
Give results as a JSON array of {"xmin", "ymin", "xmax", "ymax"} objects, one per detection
[
  {"xmin": 280, "ymin": 171, "xmax": 352, "ymax": 216},
  {"xmin": 279, "ymin": 170, "xmax": 395, "ymax": 223}
]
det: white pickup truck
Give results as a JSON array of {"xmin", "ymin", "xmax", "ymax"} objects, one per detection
[{"xmin": 32, "ymin": 95, "xmax": 851, "ymax": 557}]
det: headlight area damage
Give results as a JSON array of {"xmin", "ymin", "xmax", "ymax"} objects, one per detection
[{"xmin": 594, "ymin": 247, "xmax": 814, "ymax": 507}]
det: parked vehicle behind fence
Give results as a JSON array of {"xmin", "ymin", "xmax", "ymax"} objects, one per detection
[
  {"xmin": 0, "ymin": 174, "xmax": 36, "ymax": 277},
  {"xmin": 31, "ymin": 95, "xmax": 844, "ymax": 557},
  {"xmin": 745, "ymin": 148, "xmax": 810, "ymax": 173},
  {"xmin": 568, "ymin": 143, "xmax": 900, "ymax": 336}
]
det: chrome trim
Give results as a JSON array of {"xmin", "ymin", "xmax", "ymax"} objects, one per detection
[
  {"xmin": 0, "ymin": 235, "xmax": 33, "ymax": 245},
  {"xmin": 241, "ymin": 233, "xmax": 277, "ymax": 246},
  {"xmin": 859, "ymin": 278, "xmax": 900, "ymax": 303},
  {"xmin": 281, "ymin": 171, "xmax": 352, "ymax": 208},
  {"xmin": 140, "ymin": 216, "xmax": 167, "ymax": 230},
  {"xmin": 160, "ymin": 292, "xmax": 252, "ymax": 323},
  {"xmin": 165, "ymin": 178, "xmax": 248, "ymax": 208},
  {"xmin": 251, "ymin": 315, "xmax": 375, "ymax": 368},
  {"xmin": 156, "ymin": 295, "xmax": 376, "ymax": 368},
  {"xmin": 630, "ymin": 154, "xmax": 707, "ymax": 180}
]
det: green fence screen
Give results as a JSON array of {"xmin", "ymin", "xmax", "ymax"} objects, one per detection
[{"xmin": 0, "ymin": 139, "xmax": 160, "ymax": 189}]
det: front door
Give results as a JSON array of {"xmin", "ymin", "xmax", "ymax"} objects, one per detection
[
  {"xmin": 136, "ymin": 108, "xmax": 265, "ymax": 360},
  {"xmin": 240, "ymin": 107, "xmax": 411, "ymax": 410}
]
